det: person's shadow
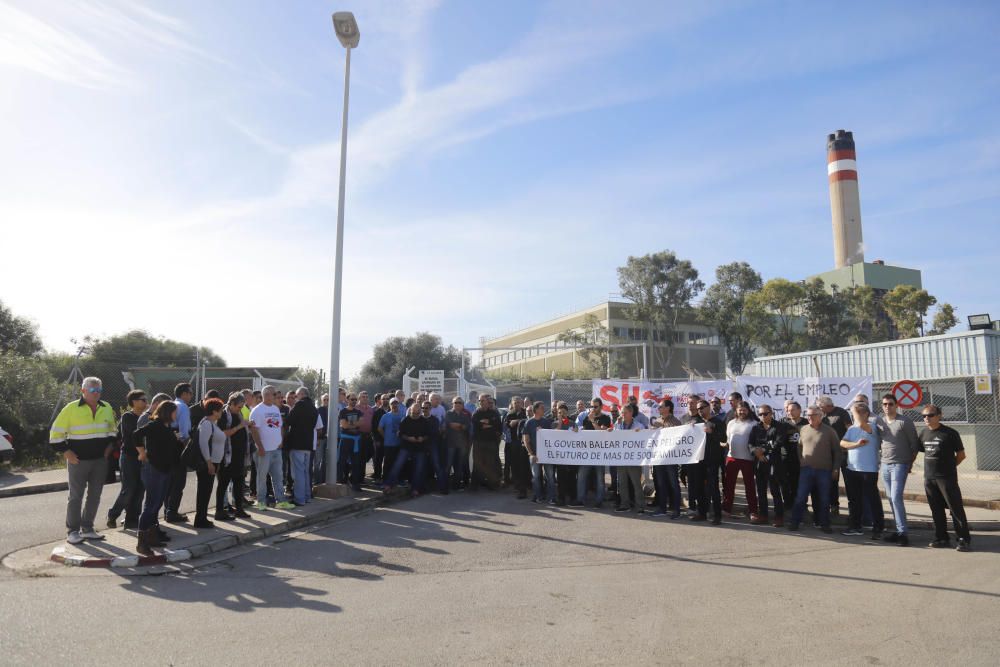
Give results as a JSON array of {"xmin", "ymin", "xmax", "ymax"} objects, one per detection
[{"xmin": 117, "ymin": 533, "xmax": 417, "ymax": 613}]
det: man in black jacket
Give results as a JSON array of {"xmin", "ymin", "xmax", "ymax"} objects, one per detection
[
  {"xmin": 749, "ymin": 405, "xmax": 789, "ymax": 527},
  {"xmin": 693, "ymin": 400, "xmax": 727, "ymax": 524},
  {"xmin": 286, "ymin": 387, "xmax": 319, "ymax": 505},
  {"xmin": 471, "ymin": 394, "xmax": 503, "ymax": 490},
  {"xmin": 107, "ymin": 390, "xmax": 148, "ymax": 530}
]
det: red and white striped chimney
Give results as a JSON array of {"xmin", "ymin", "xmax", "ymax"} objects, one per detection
[{"xmin": 827, "ymin": 129, "xmax": 864, "ymax": 268}]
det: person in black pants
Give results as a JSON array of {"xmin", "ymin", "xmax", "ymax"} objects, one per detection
[
  {"xmin": 194, "ymin": 398, "xmax": 228, "ymax": 529},
  {"xmin": 504, "ymin": 398, "xmax": 529, "ymax": 499},
  {"xmin": 918, "ymin": 405, "xmax": 972, "ymax": 551},
  {"xmin": 470, "ymin": 395, "xmax": 503, "ymax": 490},
  {"xmin": 216, "ymin": 394, "xmax": 252, "ymax": 520},
  {"xmin": 107, "ymin": 390, "xmax": 148, "ymax": 530},
  {"xmin": 749, "ymin": 405, "xmax": 789, "ymax": 527},
  {"xmin": 694, "ymin": 400, "xmax": 726, "ymax": 523},
  {"xmin": 165, "ymin": 383, "xmax": 195, "ymax": 523},
  {"xmin": 552, "ymin": 404, "xmax": 578, "ymax": 505}
]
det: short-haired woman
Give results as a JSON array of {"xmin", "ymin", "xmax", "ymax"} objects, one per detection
[
  {"xmin": 133, "ymin": 400, "xmax": 181, "ymax": 555},
  {"xmin": 216, "ymin": 393, "xmax": 253, "ymax": 520},
  {"xmin": 194, "ymin": 398, "xmax": 229, "ymax": 529}
]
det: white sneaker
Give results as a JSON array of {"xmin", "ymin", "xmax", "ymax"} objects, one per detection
[
  {"xmin": 79, "ymin": 529, "xmax": 106, "ymax": 541},
  {"xmin": 66, "ymin": 531, "xmax": 84, "ymax": 545}
]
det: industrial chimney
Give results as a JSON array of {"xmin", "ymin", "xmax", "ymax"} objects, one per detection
[{"xmin": 827, "ymin": 129, "xmax": 864, "ymax": 268}]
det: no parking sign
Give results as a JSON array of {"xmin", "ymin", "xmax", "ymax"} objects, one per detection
[{"xmin": 892, "ymin": 379, "xmax": 923, "ymax": 409}]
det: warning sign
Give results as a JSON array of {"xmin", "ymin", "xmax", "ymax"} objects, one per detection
[{"xmin": 892, "ymin": 379, "xmax": 923, "ymax": 409}]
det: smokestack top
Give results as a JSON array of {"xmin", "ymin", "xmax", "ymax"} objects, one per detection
[{"xmin": 827, "ymin": 129, "xmax": 855, "ymax": 153}]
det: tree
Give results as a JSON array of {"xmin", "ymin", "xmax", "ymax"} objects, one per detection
[
  {"xmin": 617, "ymin": 251, "xmax": 704, "ymax": 376},
  {"xmin": 352, "ymin": 332, "xmax": 467, "ymax": 394},
  {"xmin": 882, "ymin": 285, "xmax": 936, "ymax": 339},
  {"xmin": 0, "ymin": 353, "xmax": 64, "ymax": 465},
  {"xmin": 748, "ymin": 278, "xmax": 806, "ymax": 355},
  {"xmin": 801, "ymin": 278, "xmax": 855, "ymax": 350},
  {"xmin": 0, "ymin": 299, "xmax": 43, "ymax": 357},
  {"xmin": 843, "ymin": 285, "xmax": 891, "ymax": 345},
  {"xmin": 698, "ymin": 262, "xmax": 764, "ymax": 374},
  {"xmin": 928, "ymin": 303, "xmax": 958, "ymax": 336},
  {"xmin": 87, "ymin": 330, "xmax": 225, "ymax": 366},
  {"xmin": 556, "ymin": 314, "xmax": 613, "ymax": 378},
  {"xmin": 297, "ymin": 366, "xmax": 331, "ymax": 399}
]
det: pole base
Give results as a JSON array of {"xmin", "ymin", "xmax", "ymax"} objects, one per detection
[{"xmin": 312, "ymin": 483, "xmax": 352, "ymax": 499}]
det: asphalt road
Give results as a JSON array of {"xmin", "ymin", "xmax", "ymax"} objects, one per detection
[
  {"xmin": 0, "ymin": 471, "xmax": 201, "ymax": 558},
  {"xmin": 3, "ymin": 489, "xmax": 999, "ymax": 665}
]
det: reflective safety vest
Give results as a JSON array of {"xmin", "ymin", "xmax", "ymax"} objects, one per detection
[{"xmin": 50, "ymin": 399, "xmax": 117, "ymax": 460}]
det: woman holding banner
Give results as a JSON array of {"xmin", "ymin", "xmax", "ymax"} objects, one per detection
[{"xmin": 722, "ymin": 402, "xmax": 759, "ymax": 519}]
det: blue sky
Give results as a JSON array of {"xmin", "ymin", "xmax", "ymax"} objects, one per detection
[{"xmin": 2, "ymin": 0, "xmax": 998, "ymax": 378}]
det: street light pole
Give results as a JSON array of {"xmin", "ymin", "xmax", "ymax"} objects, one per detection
[{"xmin": 323, "ymin": 12, "xmax": 360, "ymax": 489}]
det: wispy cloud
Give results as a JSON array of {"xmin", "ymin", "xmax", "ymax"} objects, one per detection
[{"xmin": 0, "ymin": 0, "xmax": 219, "ymax": 90}]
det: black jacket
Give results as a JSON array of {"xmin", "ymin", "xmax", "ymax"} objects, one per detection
[
  {"xmin": 286, "ymin": 400, "xmax": 320, "ymax": 451},
  {"xmin": 134, "ymin": 419, "xmax": 181, "ymax": 474},
  {"xmin": 749, "ymin": 420, "xmax": 788, "ymax": 462}
]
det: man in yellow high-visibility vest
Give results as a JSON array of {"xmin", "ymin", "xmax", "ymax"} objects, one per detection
[{"xmin": 49, "ymin": 377, "xmax": 117, "ymax": 545}]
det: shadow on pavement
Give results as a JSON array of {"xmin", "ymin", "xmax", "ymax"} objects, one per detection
[{"xmin": 396, "ymin": 494, "xmax": 1000, "ymax": 600}]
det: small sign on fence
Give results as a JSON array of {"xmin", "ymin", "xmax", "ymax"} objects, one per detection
[
  {"xmin": 974, "ymin": 374, "xmax": 993, "ymax": 395},
  {"xmin": 418, "ymin": 370, "xmax": 445, "ymax": 393}
]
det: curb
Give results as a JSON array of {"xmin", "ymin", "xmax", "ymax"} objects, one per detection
[
  {"xmin": 0, "ymin": 481, "xmax": 69, "ymax": 498},
  {"xmin": 48, "ymin": 487, "xmax": 409, "ymax": 569}
]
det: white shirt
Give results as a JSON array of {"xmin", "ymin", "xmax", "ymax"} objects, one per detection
[
  {"xmin": 726, "ymin": 419, "xmax": 755, "ymax": 460},
  {"xmin": 249, "ymin": 403, "xmax": 283, "ymax": 451}
]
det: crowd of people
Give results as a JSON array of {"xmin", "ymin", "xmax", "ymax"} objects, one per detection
[{"xmin": 49, "ymin": 377, "xmax": 973, "ymax": 556}]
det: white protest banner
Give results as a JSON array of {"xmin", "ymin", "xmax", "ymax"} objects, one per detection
[
  {"xmin": 536, "ymin": 424, "xmax": 706, "ymax": 467},
  {"xmin": 591, "ymin": 379, "xmax": 733, "ymax": 421},
  {"xmin": 736, "ymin": 376, "xmax": 873, "ymax": 419}
]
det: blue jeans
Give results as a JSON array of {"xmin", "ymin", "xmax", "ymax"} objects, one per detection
[
  {"xmin": 531, "ymin": 462, "xmax": 555, "ymax": 502},
  {"xmin": 385, "ymin": 448, "xmax": 428, "ymax": 493},
  {"xmin": 255, "ymin": 450, "xmax": 286, "ymax": 503},
  {"xmin": 108, "ymin": 453, "xmax": 144, "ymax": 524},
  {"xmin": 139, "ymin": 463, "xmax": 170, "ymax": 531},
  {"xmin": 576, "ymin": 465, "xmax": 605, "ymax": 505},
  {"xmin": 882, "ymin": 463, "xmax": 909, "ymax": 533},
  {"xmin": 791, "ymin": 466, "xmax": 832, "ymax": 528},
  {"xmin": 290, "ymin": 450, "xmax": 311, "ymax": 504},
  {"xmin": 653, "ymin": 464, "xmax": 681, "ymax": 514}
]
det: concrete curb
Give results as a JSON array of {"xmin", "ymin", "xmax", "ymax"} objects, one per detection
[
  {"xmin": 0, "ymin": 481, "xmax": 69, "ymax": 498},
  {"xmin": 48, "ymin": 487, "xmax": 408, "ymax": 569}
]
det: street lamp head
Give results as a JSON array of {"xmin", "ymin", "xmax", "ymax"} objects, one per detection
[{"xmin": 332, "ymin": 12, "xmax": 360, "ymax": 48}]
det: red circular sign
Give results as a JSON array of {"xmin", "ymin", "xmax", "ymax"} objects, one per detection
[{"xmin": 892, "ymin": 379, "xmax": 923, "ymax": 409}]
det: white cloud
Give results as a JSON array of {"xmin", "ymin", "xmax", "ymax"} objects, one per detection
[{"xmin": 0, "ymin": 0, "xmax": 219, "ymax": 90}]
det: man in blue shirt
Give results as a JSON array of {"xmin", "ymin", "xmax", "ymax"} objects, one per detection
[
  {"xmin": 378, "ymin": 399, "xmax": 404, "ymax": 487},
  {"xmin": 165, "ymin": 382, "xmax": 193, "ymax": 523}
]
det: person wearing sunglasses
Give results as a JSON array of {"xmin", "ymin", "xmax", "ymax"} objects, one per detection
[
  {"xmin": 748, "ymin": 405, "xmax": 789, "ymax": 527},
  {"xmin": 106, "ymin": 390, "xmax": 149, "ymax": 531},
  {"xmin": 49, "ymin": 377, "xmax": 117, "ymax": 545},
  {"xmin": 874, "ymin": 394, "xmax": 919, "ymax": 546},
  {"xmin": 918, "ymin": 405, "xmax": 971, "ymax": 551}
]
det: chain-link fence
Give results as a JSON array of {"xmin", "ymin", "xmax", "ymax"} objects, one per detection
[{"xmin": 871, "ymin": 374, "xmax": 1000, "ymax": 503}]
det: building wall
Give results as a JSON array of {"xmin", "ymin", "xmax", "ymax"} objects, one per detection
[
  {"xmin": 481, "ymin": 301, "xmax": 725, "ymax": 378},
  {"xmin": 810, "ymin": 262, "xmax": 922, "ymax": 292},
  {"xmin": 748, "ymin": 330, "xmax": 1000, "ymax": 383}
]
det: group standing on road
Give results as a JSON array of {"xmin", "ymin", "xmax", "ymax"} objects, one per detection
[{"xmin": 50, "ymin": 378, "xmax": 974, "ymax": 555}]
